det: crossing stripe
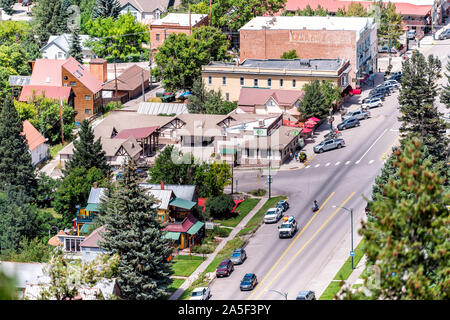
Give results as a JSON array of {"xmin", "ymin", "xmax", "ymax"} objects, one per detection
[
  {"xmin": 345, "ymin": 161, "xmax": 351, "ymax": 165},
  {"xmin": 315, "ymin": 164, "xmax": 320, "ymax": 168},
  {"xmin": 335, "ymin": 162, "xmax": 340, "ymax": 166}
]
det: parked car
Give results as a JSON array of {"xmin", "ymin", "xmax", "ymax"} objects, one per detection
[
  {"xmin": 277, "ymin": 200, "xmax": 289, "ymax": 212},
  {"xmin": 313, "ymin": 138, "xmax": 345, "ymax": 154},
  {"xmin": 439, "ymin": 29, "xmax": 450, "ymax": 40},
  {"xmin": 362, "ymin": 97, "xmax": 383, "ymax": 109},
  {"xmin": 384, "ymin": 79, "xmax": 400, "ymax": 89},
  {"xmin": 336, "ymin": 118, "xmax": 360, "ymax": 130},
  {"xmin": 240, "ymin": 273, "xmax": 258, "ymax": 291},
  {"xmin": 378, "ymin": 46, "xmax": 397, "ymax": 54},
  {"xmin": 407, "ymin": 29, "xmax": 416, "ymax": 39},
  {"xmin": 342, "ymin": 110, "xmax": 371, "ymax": 121},
  {"xmin": 264, "ymin": 207, "xmax": 283, "ymax": 223},
  {"xmin": 370, "ymin": 87, "xmax": 389, "ymax": 97},
  {"xmin": 296, "ymin": 290, "xmax": 316, "ymax": 300},
  {"xmin": 365, "ymin": 92, "xmax": 385, "ymax": 101},
  {"xmin": 376, "ymin": 82, "xmax": 394, "ymax": 92},
  {"xmin": 216, "ymin": 259, "xmax": 234, "ymax": 277},
  {"xmin": 189, "ymin": 287, "xmax": 211, "ymax": 300},
  {"xmin": 230, "ymin": 248, "xmax": 247, "ymax": 265}
]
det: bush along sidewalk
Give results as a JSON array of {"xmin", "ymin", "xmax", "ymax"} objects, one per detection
[{"xmin": 319, "ymin": 240, "xmax": 366, "ymax": 300}]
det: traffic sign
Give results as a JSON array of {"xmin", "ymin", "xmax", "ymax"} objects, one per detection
[{"xmin": 350, "ymin": 250, "xmax": 355, "ymax": 257}]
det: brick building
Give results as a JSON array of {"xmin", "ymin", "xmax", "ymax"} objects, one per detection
[
  {"xmin": 239, "ymin": 16, "xmax": 377, "ymax": 87},
  {"xmin": 149, "ymin": 13, "xmax": 209, "ymax": 51},
  {"xmin": 202, "ymin": 58, "xmax": 351, "ymax": 102}
]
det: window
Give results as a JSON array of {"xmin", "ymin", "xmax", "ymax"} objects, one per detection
[
  {"xmin": 58, "ymin": 52, "xmax": 63, "ymax": 59},
  {"xmin": 222, "ymin": 76, "xmax": 226, "ymax": 85},
  {"xmin": 85, "ymin": 109, "xmax": 91, "ymax": 114},
  {"xmin": 253, "ymin": 79, "xmax": 258, "ymax": 87},
  {"xmin": 64, "ymin": 76, "xmax": 68, "ymax": 81},
  {"xmin": 208, "ymin": 76, "xmax": 212, "ymax": 85},
  {"xmin": 156, "ymin": 34, "xmax": 160, "ymax": 42},
  {"xmin": 240, "ymin": 77, "xmax": 244, "ymax": 86},
  {"xmin": 248, "ymin": 149, "xmax": 255, "ymax": 158},
  {"xmin": 225, "ymin": 93, "xmax": 229, "ymax": 101},
  {"xmin": 260, "ymin": 149, "xmax": 268, "ymax": 158},
  {"xmin": 267, "ymin": 78, "xmax": 272, "ymax": 87},
  {"xmin": 70, "ymin": 81, "xmax": 76, "ymax": 86},
  {"xmin": 85, "ymin": 95, "xmax": 91, "ymax": 101},
  {"xmin": 280, "ymin": 79, "xmax": 284, "ymax": 87},
  {"xmin": 292, "ymin": 79, "xmax": 296, "ymax": 87}
]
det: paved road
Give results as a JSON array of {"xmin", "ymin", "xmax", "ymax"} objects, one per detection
[{"xmin": 208, "ymin": 38, "xmax": 450, "ymax": 301}]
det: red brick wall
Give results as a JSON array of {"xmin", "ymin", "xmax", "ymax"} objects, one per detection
[{"xmin": 240, "ymin": 28, "xmax": 358, "ymax": 85}]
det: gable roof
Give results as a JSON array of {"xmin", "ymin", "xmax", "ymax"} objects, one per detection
[
  {"xmin": 145, "ymin": 189, "xmax": 174, "ymax": 210},
  {"xmin": 163, "ymin": 214, "xmax": 198, "ymax": 233},
  {"xmin": 140, "ymin": 183, "xmax": 196, "ymax": 201},
  {"xmin": 80, "ymin": 226, "xmax": 105, "ymax": 248},
  {"xmin": 113, "ymin": 126, "xmax": 159, "ymax": 140},
  {"xmin": 151, "ymin": 13, "xmax": 208, "ymax": 27},
  {"xmin": 19, "ymin": 85, "xmax": 72, "ymax": 102},
  {"xmin": 137, "ymin": 102, "xmax": 188, "ymax": 115},
  {"xmin": 102, "ymin": 64, "xmax": 150, "ymax": 91},
  {"xmin": 40, "ymin": 34, "xmax": 91, "ymax": 54},
  {"xmin": 29, "ymin": 59, "xmax": 66, "ymax": 86},
  {"xmin": 62, "ymin": 56, "xmax": 103, "ymax": 93},
  {"xmin": 119, "ymin": 0, "xmax": 171, "ymax": 13},
  {"xmin": 238, "ymin": 88, "xmax": 304, "ymax": 107},
  {"xmin": 21, "ymin": 120, "xmax": 47, "ymax": 151},
  {"xmin": 87, "ymin": 187, "xmax": 107, "ymax": 204}
]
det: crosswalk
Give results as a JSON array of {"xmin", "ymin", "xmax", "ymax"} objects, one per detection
[{"xmin": 302, "ymin": 159, "xmax": 378, "ymax": 169}]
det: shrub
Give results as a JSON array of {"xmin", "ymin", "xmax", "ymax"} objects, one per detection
[
  {"xmin": 205, "ymin": 194, "xmax": 235, "ymax": 219},
  {"xmin": 249, "ymin": 189, "xmax": 266, "ymax": 196}
]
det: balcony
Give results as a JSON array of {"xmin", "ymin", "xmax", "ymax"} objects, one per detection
[{"xmin": 76, "ymin": 208, "xmax": 94, "ymax": 223}]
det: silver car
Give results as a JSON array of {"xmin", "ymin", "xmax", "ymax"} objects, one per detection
[
  {"xmin": 313, "ymin": 138, "xmax": 345, "ymax": 153},
  {"xmin": 264, "ymin": 207, "xmax": 283, "ymax": 223},
  {"xmin": 189, "ymin": 287, "xmax": 211, "ymax": 300},
  {"xmin": 361, "ymin": 97, "xmax": 382, "ymax": 109},
  {"xmin": 342, "ymin": 110, "xmax": 370, "ymax": 121}
]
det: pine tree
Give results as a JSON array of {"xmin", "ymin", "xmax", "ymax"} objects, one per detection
[
  {"xmin": 32, "ymin": 0, "xmax": 69, "ymax": 46},
  {"xmin": 69, "ymin": 27, "xmax": 84, "ymax": 63},
  {"xmin": 0, "ymin": 0, "xmax": 16, "ymax": 15},
  {"xmin": 92, "ymin": 0, "xmax": 121, "ymax": 19},
  {"xmin": 398, "ymin": 52, "xmax": 448, "ymax": 161},
  {"xmin": 0, "ymin": 98, "xmax": 37, "ymax": 196},
  {"xmin": 342, "ymin": 137, "xmax": 450, "ymax": 300},
  {"xmin": 99, "ymin": 159, "xmax": 173, "ymax": 299},
  {"xmin": 63, "ymin": 119, "xmax": 110, "ymax": 176},
  {"xmin": 440, "ymin": 58, "xmax": 450, "ymax": 108}
]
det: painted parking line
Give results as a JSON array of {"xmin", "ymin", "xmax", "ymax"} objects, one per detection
[
  {"xmin": 250, "ymin": 192, "xmax": 356, "ymax": 300},
  {"xmin": 247, "ymin": 192, "xmax": 336, "ymax": 300}
]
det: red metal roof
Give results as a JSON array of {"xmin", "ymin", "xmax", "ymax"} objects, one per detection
[
  {"xmin": 80, "ymin": 226, "xmax": 105, "ymax": 248},
  {"xmin": 29, "ymin": 59, "xmax": 66, "ymax": 86},
  {"xmin": 284, "ymin": 0, "xmax": 431, "ymax": 16},
  {"xmin": 238, "ymin": 88, "xmax": 304, "ymax": 107},
  {"xmin": 164, "ymin": 214, "xmax": 198, "ymax": 233},
  {"xmin": 19, "ymin": 85, "xmax": 71, "ymax": 102},
  {"xmin": 113, "ymin": 126, "xmax": 159, "ymax": 140},
  {"xmin": 21, "ymin": 120, "xmax": 47, "ymax": 151},
  {"xmin": 62, "ymin": 56, "xmax": 103, "ymax": 93}
]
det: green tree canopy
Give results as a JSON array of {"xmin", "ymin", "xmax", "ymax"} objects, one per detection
[
  {"xmin": 92, "ymin": 0, "xmax": 121, "ymax": 19},
  {"xmin": 373, "ymin": 0, "xmax": 403, "ymax": 49},
  {"xmin": 69, "ymin": 26, "xmax": 84, "ymax": 63},
  {"xmin": 186, "ymin": 78, "xmax": 236, "ymax": 114},
  {"xmin": 345, "ymin": 2, "xmax": 368, "ymax": 17},
  {"xmin": 99, "ymin": 159, "xmax": 173, "ymax": 299},
  {"xmin": 31, "ymin": 0, "xmax": 68, "ymax": 46},
  {"xmin": 281, "ymin": 49, "xmax": 298, "ymax": 59},
  {"xmin": 440, "ymin": 58, "xmax": 450, "ymax": 108},
  {"xmin": 298, "ymin": 80, "xmax": 328, "ymax": 119},
  {"xmin": 194, "ymin": 161, "xmax": 232, "ymax": 198}
]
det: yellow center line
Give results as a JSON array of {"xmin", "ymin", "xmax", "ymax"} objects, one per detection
[
  {"xmin": 302, "ymin": 154, "xmax": 315, "ymax": 167},
  {"xmin": 380, "ymin": 136, "xmax": 400, "ymax": 160},
  {"xmin": 250, "ymin": 192, "xmax": 356, "ymax": 300},
  {"xmin": 246, "ymin": 191, "xmax": 335, "ymax": 300}
]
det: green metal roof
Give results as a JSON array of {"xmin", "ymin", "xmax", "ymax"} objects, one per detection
[
  {"xmin": 85, "ymin": 203, "xmax": 100, "ymax": 212},
  {"xmin": 169, "ymin": 197, "xmax": 196, "ymax": 210},
  {"xmin": 79, "ymin": 223, "xmax": 92, "ymax": 234},
  {"xmin": 163, "ymin": 231, "xmax": 181, "ymax": 240},
  {"xmin": 187, "ymin": 221, "xmax": 205, "ymax": 235}
]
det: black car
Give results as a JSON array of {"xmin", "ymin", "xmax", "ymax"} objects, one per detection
[
  {"xmin": 276, "ymin": 200, "xmax": 289, "ymax": 212},
  {"xmin": 337, "ymin": 117, "xmax": 360, "ymax": 130},
  {"xmin": 216, "ymin": 259, "xmax": 234, "ymax": 277},
  {"xmin": 240, "ymin": 273, "xmax": 258, "ymax": 291}
]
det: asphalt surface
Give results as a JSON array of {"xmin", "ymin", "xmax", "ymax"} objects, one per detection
[{"xmin": 208, "ymin": 38, "xmax": 450, "ymax": 300}]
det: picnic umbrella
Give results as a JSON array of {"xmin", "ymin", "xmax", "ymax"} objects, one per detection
[
  {"xmin": 308, "ymin": 117, "xmax": 320, "ymax": 122},
  {"xmin": 304, "ymin": 120, "xmax": 317, "ymax": 127}
]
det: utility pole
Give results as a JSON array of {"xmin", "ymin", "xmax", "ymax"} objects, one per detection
[
  {"xmin": 114, "ymin": 57, "xmax": 118, "ymax": 109},
  {"xmin": 148, "ymin": 24, "xmax": 153, "ymax": 93},
  {"xmin": 209, "ymin": 0, "xmax": 212, "ymax": 26},
  {"xmin": 141, "ymin": 69, "xmax": 145, "ymax": 101},
  {"xmin": 59, "ymin": 99, "xmax": 64, "ymax": 145},
  {"xmin": 268, "ymin": 150, "xmax": 271, "ymax": 199}
]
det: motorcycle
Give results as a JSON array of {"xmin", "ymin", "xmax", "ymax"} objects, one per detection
[{"xmin": 312, "ymin": 202, "xmax": 319, "ymax": 212}]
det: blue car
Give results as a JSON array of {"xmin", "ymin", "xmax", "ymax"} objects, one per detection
[{"xmin": 240, "ymin": 273, "xmax": 258, "ymax": 291}]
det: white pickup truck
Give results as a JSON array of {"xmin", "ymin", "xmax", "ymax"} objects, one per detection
[{"xmin": 278, "ymin": 216, "xmax": 298, "ymax": 238}]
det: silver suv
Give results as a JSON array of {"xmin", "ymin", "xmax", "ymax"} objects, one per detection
[
  {"xmin": 361, "ymin": 97, "xmax": 382, "ymax": 109},
  {"xmin": 313, "ymin": 138, "xmax": 345, "ymax": 153},
  {"xmin": 342, "ymin": 110, "xmax": 370, "ymax": 121}
]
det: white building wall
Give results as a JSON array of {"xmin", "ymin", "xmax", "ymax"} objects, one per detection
[
  {"xmin": 81, "ymin": 247, "xmax": 106, "ymax": 263},
  {"xmin": 41, "ymin": 44, "xmax": 66, "ymax": 60},
  {"xmin": 30, "ymin": 143, "xmax": 49, "ymax": 166}
]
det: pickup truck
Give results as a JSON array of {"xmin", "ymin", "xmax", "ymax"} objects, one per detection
[
  {"xmin": 342, "ymin": 110, "xmax": 371, "ymax": 122},
  {"xmin": 313, "ymin": 138, "xmax": 345, "ymax": 153},
  {"xmin": 278, "ymin": 216, "xmax": 298, "ymax": 238}
]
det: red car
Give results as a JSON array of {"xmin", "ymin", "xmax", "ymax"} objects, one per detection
[{"xmin": 216, "ymin": 259, "xmax": 234, "ymax": 277}]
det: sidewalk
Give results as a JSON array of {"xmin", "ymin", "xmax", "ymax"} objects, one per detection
[{"xmin": 169, "ymin": 196, "xmax": 269, "ymax": 300}]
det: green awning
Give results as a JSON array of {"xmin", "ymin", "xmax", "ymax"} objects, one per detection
[
  {"xmin": 163, "ymin": 231, "xmax": 181, "ymax": 240},
  {"xmin": 221, "ymin": 148, "xmax": 236, "ymax": 154},
  {"xmin": 79, "ymin": 223, "xmax": 92, "ymax": 234},
  {"xmin": 187, "ymin": 221, "xmax": 205, "ymax": 235},
  {"xmin": 85, "ymin": 203, "xmax": 100, "ymax": 212},
  {"xmin": 169, "ymin": 198, "xmax": 196, "ymax": 210}
]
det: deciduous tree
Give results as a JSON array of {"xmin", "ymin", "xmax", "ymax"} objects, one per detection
[
  {"xmin": 281, "ymin": 50, "xmax": 298, "ymax": 59},
  {"xmin": 298, "ymin": 80, "xmax": 328, "ymax": 120}
]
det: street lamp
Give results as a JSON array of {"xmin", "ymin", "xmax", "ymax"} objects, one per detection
[
  {"xmin": 332, "ymin": 205, "xmax": 354, "ymax": 270},
  {"xmin": 267, "ymin": 289, "xmax": 288, "ymax": 300},
  {"xmin": 267, "ymin": 144, "xmax": 284, "ymax": 199}
]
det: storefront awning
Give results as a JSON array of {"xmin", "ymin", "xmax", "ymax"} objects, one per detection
[
  {"xmin": 221, "ymin": 148, "xmax": 236, "ymax": 154},
  {"xmin": 163, "ymin": 232, "xmax": 181, "ymax": 240},
  {"xmin": 187, "ymin": 221, "xmax": 205, "ymax": 235},
  {"xmin": 85, "ymin": 203, "xmax": 100, "ymax": 212}
]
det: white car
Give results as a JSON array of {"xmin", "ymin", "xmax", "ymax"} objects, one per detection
[
  {"xmin": 384, "ymin": 79, "xmax": 400, "ymax": 89},
  {"xmin": 361, "ymin": 97, "xmax": 382, "ymax": 109},
  {"xmin": 189, "ymin": 287, "xmax": 211, "ymax": 300},
  {"xmin": 264, "ymin": 207, "xmax": 283, "ymax": 223}
]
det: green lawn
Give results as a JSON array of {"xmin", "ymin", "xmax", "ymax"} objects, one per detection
[
  {"xmin": 319, "ymin": 281, "xmax": 343, "ymax": 300},
  {"xmin": 333, "ymin": 240, "xmax": 366, "ymax": 280},
  {"xmin": 49, "ymin": 143, "xmax": 65, "ymax": 158},
  {"xmin": 167, "ymin": 278, "xmax": 185, "ymax": 293},
  {"xmin": 171, "ymin": 255, "xmax": 206, "ymax": 277},
  {"xmin": 238, "ymin": 196, "xmax": 286, "ymax": 236},
  {"xmin": 214, "ymin": 198, "xmax": 261, "ymax": 228}
]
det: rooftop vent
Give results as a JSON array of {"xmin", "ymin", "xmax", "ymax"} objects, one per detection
[{"xmin": 45, "ymin": 76, "xmax": 51, "ymax": 83}]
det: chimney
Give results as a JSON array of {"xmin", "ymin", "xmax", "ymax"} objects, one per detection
[
  {"xmin": 93, "ymin": 181, "xmax": 98, "ymax": 189},
  {"xmin": 89, "ymin": 58, "xmax": 107, "ymax": 83},
  {"xmin": 160, "ymin": 180, "xmax": 164, "ymax": 190}
]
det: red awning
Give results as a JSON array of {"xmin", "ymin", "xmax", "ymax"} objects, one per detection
[
  {"xmin": 302, "ymin": 128, "xmax": 313, "ymax": 133},
  {"xmin": 307, "ymin": 117, "xmax": 320, "ymax": 122}
]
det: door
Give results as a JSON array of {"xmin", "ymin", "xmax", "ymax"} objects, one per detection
[{"xmin": 324, "ymin": 141, "xmax": 333, "ymax": 151}]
